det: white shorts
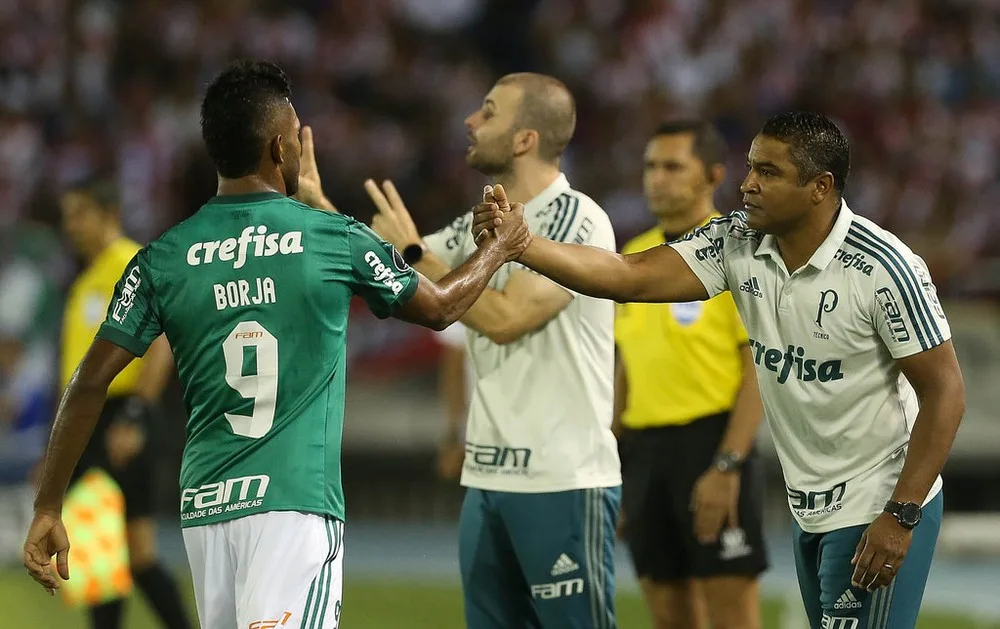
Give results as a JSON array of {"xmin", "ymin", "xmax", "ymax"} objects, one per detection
[{"xmin": 182, "ymin": 511, "xmax": 344, "ymax": 629}]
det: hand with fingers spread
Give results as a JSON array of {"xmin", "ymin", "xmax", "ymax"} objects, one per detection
[
  {"xmin": 474, "ymin": 184, "xmax": 531, "ymax": 262},
  {"xmin": 23, "ymin": 510, "xmax": 70, "ymax": 596},
  {"xmin": 365, "ymin": 179, "xmax": 422, "ymax": 252},
  {"xmin": 691, "ymin": 467, "xmax": 741, "ymax": 544},
  {"xmin": 293, "ymin": 126, "xmax": 337, "ymax": 212},
  {"xmin": 850, "ymin": 512, "xmax": 912, "ymax": 591}
]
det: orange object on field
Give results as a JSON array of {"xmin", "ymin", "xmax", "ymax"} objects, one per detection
[{"xmin": 59, "ymin": 467, "xmax": 133, "ymax": 607}]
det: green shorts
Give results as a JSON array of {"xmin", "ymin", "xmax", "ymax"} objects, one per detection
[{"xmin": 792, "ymin": 492, "xmax": 943, "ymax": 629}]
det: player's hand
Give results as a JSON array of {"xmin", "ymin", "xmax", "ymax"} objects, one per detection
[
  {"xmin": 23, "ymin": 509, "xmax": 70, "ymax": 596},
  {"xmin": 293, "ymin": 126, "xmax": 338, "ymax": 212},
  {"xmin": 105, "ymin": 420, "xmax": 145, "ymax": 470},
  {"xmin": 690, "ymin": 468, "xmax": 740, "ymax": 544},
  {"xmin": 475, "ymin": 185, "xmax": 531, "ymax": 261},
  {"xmin": 472, "ymin": 185, "xmax": 506, "ymax": 243},
  {"xmin": 435, "ymin": 439, "xmax": 465, "ymax": 481},
  {"xmin": 851, "ymin": 512, "xmax": 912, "ymax": 591},
  {"xmin": 365, "ymin": 179, "xmax": 422, "ymax": 251}
]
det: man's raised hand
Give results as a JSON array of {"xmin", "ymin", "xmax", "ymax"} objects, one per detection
[
  {"xmin": 365, "ymin": 179, "xmax": 422, "ymax": 251},
  {"xmin": 293, "ymin": 126, "xmax": 338, "ymax": 212}
]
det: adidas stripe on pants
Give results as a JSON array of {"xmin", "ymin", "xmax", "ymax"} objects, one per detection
[{"xmin": 790, "ymin": 492, "xmax": 943, "ymax": 629}]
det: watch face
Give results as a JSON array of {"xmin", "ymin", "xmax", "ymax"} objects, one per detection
[
  {"xmin": 899, "ymin": 503, "xmax": 921, "ymax": 526},
  {"xmin": 402, "ymin": 244, "xmax": 421, "ymax": 265}
]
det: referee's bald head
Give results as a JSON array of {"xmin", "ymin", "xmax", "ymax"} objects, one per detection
[{"xmin": 496, "ymin": 73, "xmax": 576, "ymax": 163}]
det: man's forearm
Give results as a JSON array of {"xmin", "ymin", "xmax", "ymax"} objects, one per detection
[
  {"xmin": 34, "ymin": 377, "xmax": 110, "ymax": 511},
  {"xmin": 426, "ymin": 244, "xmax": 508, "ymax": 328},
  {"xmin": 418, "ymin": 250, "xmax": 518, "ymax": 339},
  {"xmin": 439, "ymin": 346, "xmax": 468, "ymax": 441},
  {"xmin": 718, "ymin": 367, "xmax": 764, "ymax": 459},
  {"xmin": 520, "ymin": 239, "xmax": 631, "ymax": 301},
  {"xmin": 132, "ymin": 336, "xmax": 173, "ymax": 403},
  {"xmin": 612, "ymin": 356, "xmax": 627, "ymax": 438},
  {"xmin": 891, "ymin": 390, "xmax": 963, "ymax": 504}
]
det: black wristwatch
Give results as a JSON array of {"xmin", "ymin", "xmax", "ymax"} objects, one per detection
[
  {"xmin": 402, "ymin": 243, "xmax": 425, "ymax": 265},
  {"xmin": 884, "ymin": 500, "xmax": 922, "ymax": 530},
  {"xmin": 712, "ymin": 451, "xmax": 744, "ymax": 474}
]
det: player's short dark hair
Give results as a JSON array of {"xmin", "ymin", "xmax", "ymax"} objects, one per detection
[
  {"xmin": 64, "ymin": 177, "xmax": 119, "ymax": 215},
  {"xmin": 200, "ymin": 60, "xmax": 293, "ymax": 179},
  {"xmin": 652, "ymin": 119, "xmax": 728, "ymax": 173},
  {"xmin": 760, "ymin": 111, "xmax": 850, "ymax": 193},
  {"xmin": 497, "ymin": 73, "xmax": 576, "ymax": 163}
]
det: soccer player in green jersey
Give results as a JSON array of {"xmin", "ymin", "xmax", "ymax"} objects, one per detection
[{"xmin": 23, "ymin": 60, "xmax": 529, "ymax": 629}]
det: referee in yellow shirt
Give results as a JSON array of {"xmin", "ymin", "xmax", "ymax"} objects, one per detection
[
  {"xmin": 615, "ymin": 121, "xmax": 767, "ymax": 629},
  {"xmin": 59, "ymin": 179, "xmax": 192, "ymax": 629}
]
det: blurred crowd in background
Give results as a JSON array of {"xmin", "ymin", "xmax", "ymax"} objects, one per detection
[{"xmin": 1, "ymin": 0, "xmax": 999, "ymax": 527}]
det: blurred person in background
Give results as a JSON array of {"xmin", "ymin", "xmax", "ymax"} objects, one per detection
[
  {"xmin": 365, "ymin": 72, "xmax": 621, "ymax": 629},
  {"xmin": 615, "ymin": 120, "xmax": 767, "ymax": 629},
  {"xmin": 56, "ymin": 179, "xmax": 191, "ymax": 629},
  {"xmin": 25, "ymin": 59, "xmax": 530, "ymax": 629},
  {"xmin": 435, "ymin": 322, "xmax": 471, "ymax": 481},
  {"xmin": 0, "ymin": 255, "xmax": 57, "ymax": 565}
]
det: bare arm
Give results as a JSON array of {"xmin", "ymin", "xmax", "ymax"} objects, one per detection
[
  {"xmin": 717, "ymin": 343, "xmax": 764, "ymax": 459},
  {"xmin": 518, "ymin": 238, "xmax": 709, "ymax": 304},
  {"xmin": 393, "ymin": 238, "xmax": 515, "ymax": 331},
  {"xmin": 612, "ymin": 351, "xmax": 627, "ymax": 438},
  {"xmin": 415, "ymin": 251, "xmax": 572, "ymax": 345},
  {"xmin": 34, "ymin": 339, "xmax": 136, "ymax": 511},
  {"xmin": 439, "ymin": 343, "xmax": 468, "ymax": 442},
  {"xmin": 890, "ymin": 341, "xmax": 965, "ymax": 504},
  {"xmin": 132, "ymin": 335, "xmax": 174, "ymax": 403}
]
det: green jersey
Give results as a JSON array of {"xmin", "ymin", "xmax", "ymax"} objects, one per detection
[{"xmin": 96, "ymin": 192, "xmax": 419, "ymax": 527}]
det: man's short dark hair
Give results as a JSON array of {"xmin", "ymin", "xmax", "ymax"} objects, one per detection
[
  {"xmin": 200, "ymin": 60, "xmax": 292, "ymax": 179},
  {"xmin": 497, "ymin": 73, "xmax": 576, "ymax": 163},
  {"xmin": 65, "ymin": 177, "xmax": 119, "ymax": 214},
  {"xmin": 760, "ymin": 112, "xmax": 851, "ymax": 193},
  {"xmin": 652, "ymin": 119, "xmax": 728, "ymax": 174}
]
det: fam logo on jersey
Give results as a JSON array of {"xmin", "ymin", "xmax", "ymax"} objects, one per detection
[
  {"xmin": 822, "ymin": 614, "xmax": 859, "ymax": 629},
  {"xmin": 364, "ymin": 250, "xmax": 404, "ymax": 295},
  {"xmin": 748, "ymin": 339, "xmax": 844, "ymax": 384},
  {"xmin": 787, "ymin": 481, "xmax": 847, "ymax": 518},
  {"xmin": 875, "ymin": 287, "xmax": 910, "ymax": 343},
  {"xmin": 464, "ymin": 443, "xmax": 532, "ymax": 476},
  {"xmin": 531, "ymin": 578, "xmax": 584, "ymax": 600},
  {"xmin": 180, "ymin": 473, "xmax": 270, "ymax": 521},
  {"xmin": 111, "ymin": 265, "xmax": 142, "ymax": 324},
  {"xmin": 186, "ymin": 226, "xmax": 304, "ymax": 269},
  {"xmin": 834, "ymin": 249, "xmax": 874, "ymax": 276}
]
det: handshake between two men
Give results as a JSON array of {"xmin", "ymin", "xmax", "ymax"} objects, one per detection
[{"xmin": 471, "ymin": 184, "xmax": 531, "ymax": 254}]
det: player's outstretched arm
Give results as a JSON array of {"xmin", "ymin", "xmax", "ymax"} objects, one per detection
[
  {"xmin": 472, "ymin": 204, "xmax": 708, "ymax": 304},
  {"xmin": 393, "ymin": 204, "xmax": 531, "ymax": 330},
  {"xmin": 24, "ymin": 339, "xmax": 136, "ymax": 594}
]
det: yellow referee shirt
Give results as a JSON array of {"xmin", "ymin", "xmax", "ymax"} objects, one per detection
[
  {"xmin": 61, "ymin": 238, "xmax": 144, "ymax": 395},
  {"xmin": 615, "ymin": 218, "xmax": 748, "ymax": 428}
]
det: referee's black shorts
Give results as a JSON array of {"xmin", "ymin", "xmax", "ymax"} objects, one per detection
[
  {"xmin": 70, "ymin": 396, "xmax": 157, "ymax": 520},
  {"xmin": 619, "ymin": 411, "xmax": 768, "ymax": 582}
]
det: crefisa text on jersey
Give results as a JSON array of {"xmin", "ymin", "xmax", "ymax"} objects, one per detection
[{"xmin": 184, "ymin": 225, "xmax": 301, "ymax": 310}]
